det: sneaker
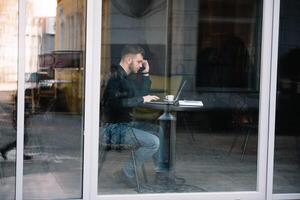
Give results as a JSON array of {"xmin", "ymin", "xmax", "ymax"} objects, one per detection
[
  {"xmin": 0, "ymin": 149, "xmax": 7, "ymax": 160},
  {"xmin": 113, "ymin": 170, "xmax": 137, "ymax": 188},
  {"xmin": 24, "ymin": 154, "xmax": 33, "ymax": 160}
]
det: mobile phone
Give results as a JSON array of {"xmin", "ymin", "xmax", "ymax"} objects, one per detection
[{"xmin": 138, "ymin": 65, "xmax": 146, "ymax": 73}]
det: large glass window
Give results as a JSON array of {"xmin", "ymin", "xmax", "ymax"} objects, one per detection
[
  {"xmin": 273, "ymin": 0, "xmax": 300, "ymax": 194},
  {"xmin": 0, "ymin": 0, "xmax": 18, "ymax": 199},
  {"xmin": 98, "ymin": 0, "xmax": 262, "ymax": 195},
  {"xmin": 22, "ymin": 0, "xmax": 86, "ymax": 199}
]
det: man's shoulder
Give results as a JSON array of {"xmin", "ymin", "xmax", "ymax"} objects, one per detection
[
  {"xmin": 110, "ymin": 64, "xmax": 119, "ymax": 72},
  {"xmin": 109, "ymin": 64, "xmax": 126, "ymax": 79}
]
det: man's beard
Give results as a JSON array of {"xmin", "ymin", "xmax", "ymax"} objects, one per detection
[{"xmin": 128, "ymin": 63, "xmax": 137, "ymax": 74}]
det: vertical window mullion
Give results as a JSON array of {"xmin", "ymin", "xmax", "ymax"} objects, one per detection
[
  {"xmin": 256, "ymin": 0, "xmax": 276, "ymax": 198},
  {"xmin": 266, "ymin": 0, "xmax": 280, "ymax": 199},
  {"xmin": 16, "ymin": 0, "xmax": 26, "ymax": 199},
  {"xmin": 84, "ymin": 0, "xmax": 102, "ymax": 199}
]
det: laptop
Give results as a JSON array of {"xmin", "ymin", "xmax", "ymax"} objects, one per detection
[{"xmin": 145, "ymin": 80, "xmax": 187, "ymax": 105}]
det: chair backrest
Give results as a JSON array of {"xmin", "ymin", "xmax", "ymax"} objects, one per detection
[
  {"xmin": 229, "ymin": 94, "xmax": 256, "ymax": 125},
  {"xmin": 99, "ymin": 126, "xmax": 139, "ymax": 151}
]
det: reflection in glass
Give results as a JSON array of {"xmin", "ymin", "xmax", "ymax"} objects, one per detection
[
  {"xmin": 23, "ymin": 0, "xmax": 86, "ymax": 199},
  {"xmin": 273, "ymin": 0, "xmax": 300, "ymax": 193},
  {"xmin": 99, "ymin": 0, "xmax": 262, "ymax": 195},
  {"xmin": 0, "ymin": 0, "xmax": 18, "ymax": 199}
]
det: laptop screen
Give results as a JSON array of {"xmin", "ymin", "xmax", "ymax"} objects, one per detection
[
  {"xmin": 145, "ymin": 79, "xmax": 187, "ymax": 105},
  {"xmin": 174, "ymin": 80, "xmax": 187, "ymax": 102}
]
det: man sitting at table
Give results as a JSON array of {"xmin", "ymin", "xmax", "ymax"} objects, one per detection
[{"xmin": 101, "ymin": 45, "xmax": 168, "ymax": 187}]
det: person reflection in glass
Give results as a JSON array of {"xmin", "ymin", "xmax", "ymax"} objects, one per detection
[
  {"xmin": 0, "ymin": 95, "xmax": 32, "ymax": 160},
  {"xmin": 101, "ymin": 45, "xmax": 167, "ymax": 188}
]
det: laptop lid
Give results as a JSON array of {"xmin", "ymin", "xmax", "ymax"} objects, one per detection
[
  {"xmin": 174, "ymin": 80, "xmax": 187, "ymax": 102},
  {"xmin": 145, "ymin": 79, "xmax": 187, "ymax": 105}
]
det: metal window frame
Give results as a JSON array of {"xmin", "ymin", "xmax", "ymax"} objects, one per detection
[
  {"xmin": 16, "ymin": 0, "xmax": 25, "ymax": 199},
  {"xmin": 267, "ymin": 0, "xmax": 300, "ymax": 199},
  {"xmin": 91, "ymin": 0, "xmax": 275, "ymax": 199},
  {"xmin": 16, "ymin": 0, "xmax": 300, "ymax": 199},
  {"xmin": 83, "ymin": 0, "xmax": 102, "ymax": 199},
  {"xmin": 16, "ymin": 0, "xmax": 90, "ymax": 199}
]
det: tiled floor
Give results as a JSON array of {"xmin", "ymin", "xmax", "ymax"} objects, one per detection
[
  {"xmin": 98, "ymin": 131, "xmax": 258, "ymax": 194},
  {"xmin": 0, "ymin": 112, "xmax": 299, "ymax": 199}
]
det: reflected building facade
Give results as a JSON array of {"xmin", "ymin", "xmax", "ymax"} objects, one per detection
[{"xmin": 0, "ymin": 0, "xmax": 299, "ymax": 199}]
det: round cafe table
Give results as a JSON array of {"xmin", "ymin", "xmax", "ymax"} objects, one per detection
[
  {"xmin": 140, "ymin": 102, "xmax": 203, "ymax": 172},
  {"xmin": 139, "ymin": 102, "xmax": 204, "ymax": 192}
]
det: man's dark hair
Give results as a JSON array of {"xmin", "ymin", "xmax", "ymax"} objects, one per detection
[{"xmin": 121, "ymin": 45, "xmax": 145, "ymax": 59}]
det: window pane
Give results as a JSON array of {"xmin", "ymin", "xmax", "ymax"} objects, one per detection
[
  {"xmin": 273, "ymin": 0, "xmax": 300, "ymax": 194},
  {"xmin": 99, "ymin": 0, "xmax": 262, "ymax": 194},
  {"xmin": 0, "ymin": 0, "xmax": 18, "ymax": 199},
  {"xmin": 23, "ymin": 0, "xmax": 86, "ymax": 199}
]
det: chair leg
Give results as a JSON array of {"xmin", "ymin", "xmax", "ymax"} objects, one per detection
[
  {"xmin": 98, "ymin": 145, "xmax": 107, "ymax": 175},
  {"xmin": 131, "ymin": 150, "xmax": 141, "ymax": 192},
  {"xmin": 295, "ymin": 136, "xmax": 300, "ymax": 165},
  {"xmin": 241, "ymin": 130, "xmax": 250, "ymax": 161},
  {"xmin": 0, "ymin": 162, "xmax": 4, "ymax": 184},
  {"xmin": 141, "ymin": 164, "xmax": 148, "ymax": 183},
  {"xmin": 228, "ymin": 133, "xmax": 239, "ymax": 155},
  {"xmin": 182, "ymin": 113, "xmax": 196, "ymax": 142}
]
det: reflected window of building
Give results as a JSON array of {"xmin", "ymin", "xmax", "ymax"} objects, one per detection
[{"xmin": 274, "ymin": 0, "xmax": 300, "ymax": 194}]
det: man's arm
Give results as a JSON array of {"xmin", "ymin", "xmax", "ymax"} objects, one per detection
[
  {"xmin": 104, "ymin": 76, "xmax": 145, "ymax": 108},
  {"xmin": 140, "ymin": 60, "xmax": 160, "ymax": 102},
  {"xmin": 105, "ymin": 77, "xmax": 159, "ymax": 108},
  {"xmin": 143, "ymin": 95, "xmax": 159, "ymax": 102},
  {"xmin": 132, "ymin": 74, "xmax": 151, "ymax": 96}
]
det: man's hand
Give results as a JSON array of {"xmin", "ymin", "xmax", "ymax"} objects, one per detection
[
  {"xmin": 143, "ymin": 95, "xmax": 160, "ymax": 103},
  {"xmin": 142, "ymin": 60, "xmax": 150, "ymax": 73}
]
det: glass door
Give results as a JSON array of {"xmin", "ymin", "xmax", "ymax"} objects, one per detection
[
  {"xmin": 270, "ymin": 0, "xmax": 300, "ymax": 199},
  {"xmin": 0, "ymin": 0, "xmax": 18, "ymax": 199},
  {"xmin": 1, "ymin": 0, "xmax": 95, "ymax": 199},
  {"xmin": 96, "ymin": 0, "xmax": 272, "ymax": 199},
  {"xmin": 21, "ymin": 0, "xmax": 86, "ymax": 199}
]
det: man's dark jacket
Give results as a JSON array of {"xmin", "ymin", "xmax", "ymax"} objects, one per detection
[{"xmin": 102, "ymin": 65, "xmax": 151, "ymax": 123}]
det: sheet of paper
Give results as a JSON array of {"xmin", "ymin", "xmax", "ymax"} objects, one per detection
[{"xmin": 178, "ymin": 100, "xmax": 203, "ymax": 106}]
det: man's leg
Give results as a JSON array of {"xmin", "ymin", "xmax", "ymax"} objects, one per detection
[
  {"xmin": 122, "ymin": 127, "xmax": 159, "ymax": 178},
  {"xmin": 130, "ymin": 122, "xmax": 175, "ymax": 187},
  {"xmin": 130, "ymin": 121, "xmax": 168, "ymax": 173},
  {"xmin": 23, "ymin": 129, "xmax": 32, "ymax": 160},
  {"xmin": 0, "ymin": 140, "xmax": 16, "ymax": 160},
  {"xmin": 0, "ymin": 129, "xmax": 31, "ymax": 160}
]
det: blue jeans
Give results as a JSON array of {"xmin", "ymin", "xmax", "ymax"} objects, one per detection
[{"xmin": 102, "ymin": 121, "xmax": 167, "ymax": 178}]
